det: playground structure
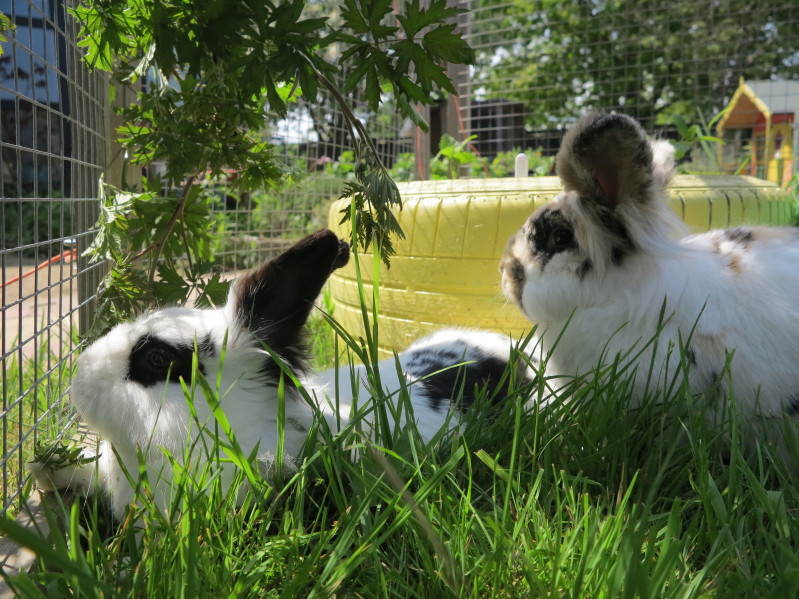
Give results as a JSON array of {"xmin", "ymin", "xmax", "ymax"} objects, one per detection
[{"xmin": 718, "ymin": 78, "xmax": 799, "ymax": 186}]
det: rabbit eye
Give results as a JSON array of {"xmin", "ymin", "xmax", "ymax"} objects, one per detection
[
  {"xmin": 552, "ymin": 228, "xmax": 574, "ymax": 249},
  {"xmin": 530, "ymin": 208, "xmax": 578, "ymax": 261},
  {"xmin": 128, "ymin": 336, "xmax": 203, "ymax": 388},
  {"xmin": 146, "ymin": 347, "xmax": 176, "ymax": 371}
]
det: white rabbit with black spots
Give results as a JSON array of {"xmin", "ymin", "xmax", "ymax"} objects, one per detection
[
  {"xmin": 500, "ymin": 112, "xmax": 799, "ymax": 432},
  {"xmin": 31, "ymin": 230, "xmax": 536, "ymax": 518}
]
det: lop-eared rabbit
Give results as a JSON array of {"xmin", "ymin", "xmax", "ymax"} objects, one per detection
[
  {"xmin": 501, "ymin": 112, "xmax": 799, "ymax": 436},
  {"xmin": 31, "ymin": 230, "xmax": 534, "ymax": 518}
]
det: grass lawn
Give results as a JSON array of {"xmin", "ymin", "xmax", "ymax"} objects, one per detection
[
  {"xmin": 1, "ymin": 332, "xmax": 77, "ymax": 513},
  {"xmin": 2, "ymin": 307, "xmax": 799, "ymax": 598}
]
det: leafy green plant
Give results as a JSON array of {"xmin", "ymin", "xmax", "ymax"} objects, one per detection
[
  {"xmin": 669, "ymin": 112, "xmax": 724, "ymax": 163},
  {"xmin": 71, "ymin": 0, "xmax": 475, "ymax": 337},
  {"xmin": 327, "ymin": 150, "xmax": 358, "ymax": 180},
  {"xmin": 389, "ymin": 144, "xmax": 555, "ymax": 181},
  {"xmin": 786, "ymin": 174, "xmax": 799, "ymax": 226},
  {"xmin": 83, "ymin": 176, "xmax": 231, "ymax": 338},
  {"xmin": 388, "ymin": 152, "xmax": 418, "ymax": 182},
  {"xmin": 430, "ymin": 134, "xmax": 483, "ymax": 179},
  {"xmin": 661, "ymin": 109, "xmax": 742, "ymax": 175},
  {"xmin": 31, "ymin": 441, "xmax": 99, "ymax": 472}
]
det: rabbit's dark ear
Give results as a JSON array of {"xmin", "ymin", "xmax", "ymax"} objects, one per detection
[
  {"xmin": 556, "ymin": 113, "xmax": 654, "ymax": 209},
  {"xmin": 233, "ymin": 229, "xmax": 349, "ymax": 370}
]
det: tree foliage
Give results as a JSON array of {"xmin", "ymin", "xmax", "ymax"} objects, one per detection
[
  {"xmin": 71, "ymin": 0, "xmax": 474, "ymax": 337},
  {"xmin": 472, "ymin": 0, "xmax": 799, "ymax": 128},
  {"xmin": 0, "ymin": 12, "xmax": 14, "ymax": 48}
]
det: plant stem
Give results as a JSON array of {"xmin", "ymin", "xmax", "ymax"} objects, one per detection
[
  {"xmin": 131, "ymin": 176, "xmax": 197, "ymax": 286},
  {"xmin": 311, "ymin": 65, "xmax": 389, "ymax": 175}
]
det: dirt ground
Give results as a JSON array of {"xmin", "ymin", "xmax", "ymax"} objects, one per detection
[{"xmin": 1, "ymin": 255, "xmax": 80, "ymax": 361}]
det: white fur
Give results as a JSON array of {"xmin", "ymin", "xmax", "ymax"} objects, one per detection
[
  {"xmin": 30, "ymin": 236, "xmax": 534, "ymax": 519},
  {"xmin": 501, "ymin": 113, "xmax": 799, "ymax": 428},
  {"xmin": 310, "ymin": 328, "xmax": 537, "ymax": 441},
  {"xmin": 33, "ymin": 303, "xmax": 296, "ymax": 518}
]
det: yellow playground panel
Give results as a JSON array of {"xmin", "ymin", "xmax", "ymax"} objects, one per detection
[
  {"xmin": 718, "ymin": 78, "xmax": 799, "ymax": 187},
  {"xmin": 328, "ymin": 175, "xmax": 795, "ymax": 357}
]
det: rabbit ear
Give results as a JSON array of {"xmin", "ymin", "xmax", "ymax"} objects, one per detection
[
  {"xmin": 556, "ymin": 113, "xmax": 654, "ymax": 209},
  {"xmin": 232, "ymin": 229, "xmax": 349, "ymax": 370}
]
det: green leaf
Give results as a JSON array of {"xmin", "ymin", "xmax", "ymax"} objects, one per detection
[
  {"xmin": 339, "ymin": 0, "xmax": 368, "ymax": 33},
  {"xmin": 397, "ymin": 0, "xmax": 462, "ymax": 39},
  {"xmin": 153, "ymin": 265, "xmax": 191, "ymax": 305},
  {"xmin": 0, "ymin": 12, "xmax": 16, "ymax": 48},
  {"xmin": 422, "ymin": 25, "xmax": 475, "ymax": 64},
  {"xmin": 195, "ymin": 272, "xmax": 232, "ymax": 309},
  {"xmin": 365, "ymin": 65, "xmax": 381, "ymax": 111},
  {"xmin": 396, "ymin": 92, "xmax": 429, "ymax": 130},
  {"xmin": 398, "ymin": 74, "xmax": 431, "ymax": 104}
]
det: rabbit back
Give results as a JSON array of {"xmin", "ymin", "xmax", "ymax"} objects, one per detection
[{"xmin": 311, "ymin": 328, "xmax": 538, "ymax": 441}]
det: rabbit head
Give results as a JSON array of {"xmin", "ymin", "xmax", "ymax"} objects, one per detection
[
  {"xmin": 500, "ymin": 112, "xmax": 684, "ymax": 324},
  {"xmin": 62, "ymin": 229, "xmax": 349, "ymax": 516}
]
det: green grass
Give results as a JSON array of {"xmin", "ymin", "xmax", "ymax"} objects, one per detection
[
  {"xmin": 1, "ymin": 330, "xmax": 78, "ymax": 511},
  {"xmin": 4, "ymin": 279, "xmax": 799, "ymax": 597},
  {"xmin": 307, "ymin": 285, "xmax": 338, "ymax": 371}
]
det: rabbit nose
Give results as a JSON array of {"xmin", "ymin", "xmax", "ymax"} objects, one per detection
[
  {"xmin": 500, "ymin": 257, "xmax": 525, "ymax": 283},
  {"xmin": 499, "ymin": 255, "xmax": 510, "ymax": 275}
]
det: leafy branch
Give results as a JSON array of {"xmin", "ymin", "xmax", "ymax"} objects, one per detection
[
  {"xmin": 312, "ymin": 65, "xmax": 404, "ymax": 263},
  {"xmin": 69, "ymin": 0, "xmax": 474, "ymax": 336},
  {"xmin": 33, "ymin": 440, "xmax": 100, "ymax": 471}
]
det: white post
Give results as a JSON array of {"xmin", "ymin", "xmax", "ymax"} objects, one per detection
[{"xmin": 514, "ymin": 152, "xmax": 529, "ymax": 178}]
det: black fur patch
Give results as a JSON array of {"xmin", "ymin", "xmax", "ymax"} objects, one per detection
[
  {"xmin": 127, "ymin": 335, "xmax": 205, "ymax": 388},
  {"xmin": 723, "ymin": 227, "xmax": 754, "ymax": 247},
  {"xmin": 407, "ymin": 348, "xmax": 533, "ymax": 413},
  {"xmin": 528, "ymin": 207, "xmax": 578, "ymax": 267},
  {"xmin": 577, "ymin": 258, "xmax": 593, "ymax": 279},
  {"xmin": 594, "ymin": 204, "xmax": 635, "ymax": 265},
  {"xmin": 507, "ymin": 258, "xmax": 525, "ymax": 283},
  {"xmin": 501, "ymin": 254, "xmax": 526, "ymax": 305},
  {"xmin": 710, "ymin": 371, "xmax": 720, "ymax": 388},
  {"xmin": 199, "ymin": 333, "xmax": 216, "ymax": 356},
  {"xmin": 610, "ymin": 247, "xmax": 626, "ymax": 265}
]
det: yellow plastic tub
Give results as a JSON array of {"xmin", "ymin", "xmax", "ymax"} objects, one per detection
[{"xmin": 327, "ymin": 175, "xmax": 795, "ymax": 357}]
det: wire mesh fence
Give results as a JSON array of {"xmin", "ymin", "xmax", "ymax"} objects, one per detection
[
  {"xmin": 0, "ymin": 0, "xmax": 415, "ymax": 512},
  {"xmin": 0, "ymin": 0, "xmax": 798, "ymax": 517},
  {"xmin": 1, "ymin": 0, "xmax": 107, "ymax": 512},
  {"xmin": 454, "ymin": 0, "xmax": 799, "ymax": 183},
  {"xmin": 206, "ymin": 90, "xmax": 415, "ymax": 273}
]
